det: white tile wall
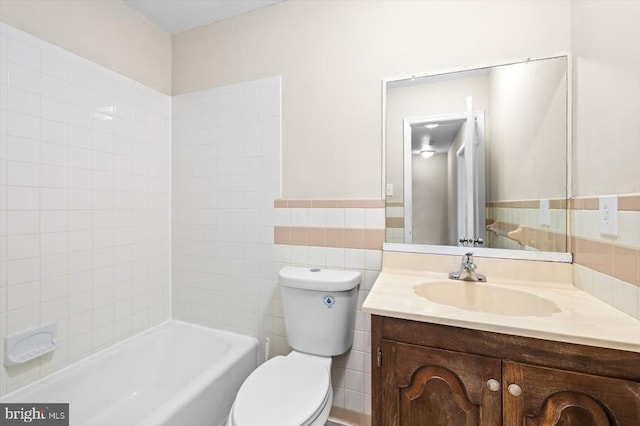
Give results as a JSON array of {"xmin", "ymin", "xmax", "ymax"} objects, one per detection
[
  {"xmin": 574, "ymin": 264, "xmax": 639, "ymax": 319},
  {"xmin": 172, "ymin": 77, "xmax": 281, "ymax": 362},
  {"xmin": 573, "ymin": 208, "xmax": 640, "ymax": 250},
  {"xmin": 385, "ymin": 205, "xmax": 404, "ymax": 244},
  {"xmin": 0, "ymin": 24, "xmax": 171, "ymax": 395},
  {"xmin": 490, "ymin": 206, "xmax": 568, "ymax": 250},
  {"xmin": 572, "ymin": 203, "xmax": 640, "ymax": 319}
]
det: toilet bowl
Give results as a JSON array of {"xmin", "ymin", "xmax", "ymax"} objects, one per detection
[
  {"xmin": 227, "ymin": 267, "xmax": 361, "ymax": 426},
  {"xmin": 227, "ymin": 352, "xmax": 332, "ymax": 426}
]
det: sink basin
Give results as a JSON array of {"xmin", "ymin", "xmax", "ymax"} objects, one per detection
[{"xmin": 413, "ymin": 281, "xmax": 561, "ymax": 317}]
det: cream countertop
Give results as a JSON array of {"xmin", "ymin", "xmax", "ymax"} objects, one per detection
[{"xmin": 362, "ymin": 251, "xmax": 640, "ymax": 353}]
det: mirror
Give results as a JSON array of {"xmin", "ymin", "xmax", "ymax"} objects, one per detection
[{"xmin": 385, "ymin": 56, "xmax": 569, "ymax": 254}]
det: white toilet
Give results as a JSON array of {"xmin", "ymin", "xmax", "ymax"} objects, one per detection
[{"xmin": 227, "ymin": 266, "xmax": 361, "ymax": 426}]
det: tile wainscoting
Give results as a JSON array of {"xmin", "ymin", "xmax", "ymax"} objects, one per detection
[
  {"xmin": 571, "ymin": 194, "xmax": 640, "ymax": 319},
  {"xmin": 385, "ymin": 198, "xmax": 569, "ymax": 251},
  {"xmin": 486, "ymin": 198, "xmax": 568, "ymax": 252},
  {"xmin": 384, "ymin": 201, "xmax": 404, "ymax": 244}
]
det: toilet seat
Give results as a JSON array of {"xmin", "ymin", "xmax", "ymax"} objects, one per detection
[{"xmin": 231, "ymin": 355, "xmax": 331, "ymax": 426}]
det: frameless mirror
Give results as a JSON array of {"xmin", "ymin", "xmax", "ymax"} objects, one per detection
[{"xmin": 384, "ymin": 56, "xmax": 569, "ymax": 255}]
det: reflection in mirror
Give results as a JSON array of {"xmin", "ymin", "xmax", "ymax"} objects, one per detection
[
  {"xmin": 385, "ymin": 56, "xmax": 568, "ymax": 253},
  {"xmin": 402, "ymin": 109, "xmax": 486, "ymax": 246}
]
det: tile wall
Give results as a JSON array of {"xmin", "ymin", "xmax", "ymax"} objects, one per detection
[
  {"xmin": 384, "ymin": 201, "xmax": 403, "ymax": 244},
  {"xmin": 572, "ymin": 195, "xmax": 640, "ymax": 319},
  {"xmin": 171, "ymin": 77, "xmax": 281, "ymax": 362},
  {"xmin": 274, "ymin": 199, "xmax": 385, "ymax": 417},
  {"xmin": 486, "ymin": 199, "xmax": 568, "ymax": 252},
  {"xmin": 385, "ymin": 198, "xmax": 568, "ymax": 252},
  {"xmin": 0, "ymin": 24, "xmax": 172, "ymax": 395}
]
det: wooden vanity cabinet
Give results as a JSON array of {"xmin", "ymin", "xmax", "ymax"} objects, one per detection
[
  {"xmin": 371, "ymin": 315, "xmax": 640, "ymax": 426},
  {"xmin": 380, "ymin": 340, "xmax": 502, "ymax": 425}
]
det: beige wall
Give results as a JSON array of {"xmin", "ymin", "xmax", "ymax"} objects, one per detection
[
  {"xmin": 571, "ymin": 0, "xmax": 640, "ymax": 196},
  {"xmin": 172, "ymin": 0, "xmax": 571, "ymax": 199},
  {"xmin": 0, "ymin": 0, "xmax": 171, "ymax": 94}
]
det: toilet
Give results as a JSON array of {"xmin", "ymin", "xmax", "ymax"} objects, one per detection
[{"xmin": 227, "ymin": 266, "xmax": 361, "ymax": 426}]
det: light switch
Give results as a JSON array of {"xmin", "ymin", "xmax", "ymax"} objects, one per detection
[
  {"xmin": 599, "ymin": 195, "xmax": 618, "ymax": 237},
  {"xmin": 386, "ymin": 184, "xmax": 394, "ymax": 197}
]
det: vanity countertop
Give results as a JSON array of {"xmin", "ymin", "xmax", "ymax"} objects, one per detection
[{"xmin": 362, "ymin": 252, "xmax": 640, "ymax": 353}]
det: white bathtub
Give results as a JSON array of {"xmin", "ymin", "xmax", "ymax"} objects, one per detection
[{"xmin": 1, "ymin": 320, "xmax": 258, "ymax": 426}]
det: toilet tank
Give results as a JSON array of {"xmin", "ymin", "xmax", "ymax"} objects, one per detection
[{"xmin": 279, "ymin": 267, "xmax": 361, "ymax": 357}]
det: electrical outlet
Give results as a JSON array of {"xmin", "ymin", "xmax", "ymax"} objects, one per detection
[
  {"xmin": 540, "ymin": 199, "xmax": 550, "ymax": 227},
  {"xmin": 599, "ymin": 195, "xmax": 618, "ymax": 237}
]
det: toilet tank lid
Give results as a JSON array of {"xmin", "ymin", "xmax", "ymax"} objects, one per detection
[{"xmin": 279, "ymin": 267, "xmax": 361, "ymax": 291}]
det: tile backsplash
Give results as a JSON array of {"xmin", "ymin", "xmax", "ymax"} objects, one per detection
[
  {"xmin": 486, "ymin": 198, "xmax": 567, "ymax": 252},
  {"xmin": 571, "ymin": 195, "xmax": 640, "ymax": 319},
  {"xmin": 0, "ymin": 23, "xmax": 172, "ymax": 395}
]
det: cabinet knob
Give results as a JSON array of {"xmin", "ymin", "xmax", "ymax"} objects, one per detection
[
  {"xmin": 508, "ymin": 383, "xmax": 522, "ymax": 397},
  {"xmin": 486, "ymin": 379, "xmax": 500, "ymax": 392}
]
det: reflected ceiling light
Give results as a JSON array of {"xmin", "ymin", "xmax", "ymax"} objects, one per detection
[
  {"xmin": 425, "ymin": 123, "xmax": 439, "ymax": 129},
  {"xmin": 420, "ymin": 149, "xmax": 436, "ymax": 159}
]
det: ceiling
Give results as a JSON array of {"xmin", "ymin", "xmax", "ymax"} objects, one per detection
[
  {"xmin": 411, "ymin": 120, "xmax": 465, "ymax": 155},
  {"xmin": 123, "ymin": 0, "xmax": 282, "ymax": 34}
]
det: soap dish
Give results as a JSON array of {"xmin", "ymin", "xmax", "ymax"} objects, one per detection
[{"xmin": 4, "ymin": 323, "xmax": 57, "ymax": 366}]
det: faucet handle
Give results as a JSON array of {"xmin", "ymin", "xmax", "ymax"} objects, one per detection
[
  {"xmin": 463, "ymin": 252, "xmax": 476, "ymax": 271},
  {"xmin": 450, "ymin": 252, "xmax": 486, "ymax": 282}
]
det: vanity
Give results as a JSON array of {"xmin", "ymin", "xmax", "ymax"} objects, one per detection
[{"xmin": 363, "ymin": 251, "xmax": 640, "ymax": 426}]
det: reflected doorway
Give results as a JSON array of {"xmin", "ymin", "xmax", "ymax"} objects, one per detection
[{"xmin": 403, "ymin": 111, "xmax": 486, "ymax": 245}]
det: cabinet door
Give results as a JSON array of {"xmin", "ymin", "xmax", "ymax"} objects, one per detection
[
  {"xmin": 503, "ymin": 361, "xmax": 640, "ymax": 426},
  {"xmin": 380, "ymin": 340, "xmax": 501, "ymax": 426}
]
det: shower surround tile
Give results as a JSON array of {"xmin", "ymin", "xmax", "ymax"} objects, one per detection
[
  {"xmin": 0, "ymin": 23, "xmax": 171, "ymax": 396},
  {"xmin": 171, "ymin": 76, "xmax": 281, "ymax": 363}
]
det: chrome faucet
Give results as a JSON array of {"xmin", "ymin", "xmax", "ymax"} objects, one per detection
[{"xmin": 449, "ymin": 252, "xmax": 486, "ymax": 282}]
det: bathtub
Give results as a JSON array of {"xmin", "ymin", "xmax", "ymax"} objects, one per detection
[{"xmin": 1, "ymin": 320, "xmax": 258, "ymax": 426}]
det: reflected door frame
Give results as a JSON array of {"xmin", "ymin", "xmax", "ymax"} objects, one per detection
[{"xmin": 403, "ymin": 111, "xmax": 485, "ymax": 244}]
